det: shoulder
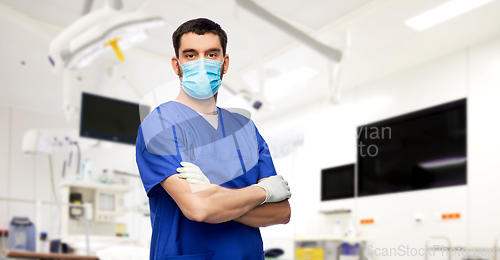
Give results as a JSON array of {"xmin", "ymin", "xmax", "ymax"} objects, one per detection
[
  {"xmin": 141, "ymin": 101, "xmax": 180, "ymax": 128},
  {"xmin": 138, "ymin": 101, "xmax": 182, "ymax": 153}
]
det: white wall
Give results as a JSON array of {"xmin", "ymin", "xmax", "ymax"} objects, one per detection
[
  {"xmin": 259, "ymin": 34, "xmax": 500, "ymax": 260},
  {"xmin": 0, "ymin": 106, "xmax": 10, "ymax": 228},
  {"xmin": 0, "ymin": 104, "xmax": 150, "ymax": 245},
  {"xmin": 468, "ymin": 35, "xmax": 500, "ymax": 248},
  {"xmin": 0, "ymin": 106, "xmax": 76, "ymax": 232}
]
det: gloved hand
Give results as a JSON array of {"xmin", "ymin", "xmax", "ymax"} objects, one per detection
[
  {"xmin": 253, "ymin": 175, "xmax": 291, "ymax": 204},
  {"xmin": 177, "ymin": 162, "xmax": 211, "ymax": 184}
]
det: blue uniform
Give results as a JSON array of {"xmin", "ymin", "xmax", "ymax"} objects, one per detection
[{"xmin": 136, "ymin": 101, "xmax": 277, "ymax": 260}]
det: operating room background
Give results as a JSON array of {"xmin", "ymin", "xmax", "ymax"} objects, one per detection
[
  {"xmin": 260, "ymin": 36, "xmax": 500, "ymax": 259},
  {"xmin": 1, "ymin": 0, "xmax": 500, "ymax": 259}
]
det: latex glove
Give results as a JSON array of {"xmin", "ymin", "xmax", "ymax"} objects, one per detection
[
  {"xmin": 253, "ymin": 175, "xmax": 291, "ymax": 204},
  {"xmin": 177, "ymin": 162, "xmax": 211, "ymax": 184}
]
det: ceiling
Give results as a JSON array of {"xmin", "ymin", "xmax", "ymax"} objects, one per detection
[{"xmin": 0, "ymin": 0, "xmax": 500, "ymax": 120}]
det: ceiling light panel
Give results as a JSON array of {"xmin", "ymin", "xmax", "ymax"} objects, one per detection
[{"xmin": 405, "ymin": 0, "xmax": 495, "ymax": 31}]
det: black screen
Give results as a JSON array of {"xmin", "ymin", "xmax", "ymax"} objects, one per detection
[
  {"xmin": 80, "ymin": 93, "xmax": 149, "ymax": 145},
  {"xmin": 321, "ymin": 164, "xmax": 355, "ymax": 201},
  {"xmin": 357, "ymin": 99, "xmax": 466, "ymax": 197}
]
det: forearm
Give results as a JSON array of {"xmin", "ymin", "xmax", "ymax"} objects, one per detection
[
  {"xmin": 190, "ymin": 183, "xmax": 267, "ymax": 224},
  {"xmin": 233, "ymin": 199, "xmax": 291, "ymax": 228},
  {"xmin": 163, "ymin": 170, "xmax": 295, "ymax": 225}
]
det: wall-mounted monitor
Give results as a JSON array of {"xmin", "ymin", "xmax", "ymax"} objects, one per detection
[
  {"xmin": 80, "ymin": 92, "xmax": 149, "ymax": 145},
  {"xmin": 357, "ymin": 99, "xmax": 466, "ymax": 197},
  {"xmin": 321, "ymin": 164, "xmax": 355, "ymax": 201}
]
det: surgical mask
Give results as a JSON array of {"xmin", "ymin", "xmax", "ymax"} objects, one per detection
[{"xmin": 180, "ymin": 58, "xmax": 223, "ymax": 99}]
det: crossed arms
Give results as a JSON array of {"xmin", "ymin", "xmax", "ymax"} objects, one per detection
[{"xmin": 160, "ymin": 174, "xmax": 291, "ymax": 228}]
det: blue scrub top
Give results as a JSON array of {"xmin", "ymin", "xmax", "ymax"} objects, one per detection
[{"xmin": 136, "ymin": 101, "xmax": 277, "ymax": 260}]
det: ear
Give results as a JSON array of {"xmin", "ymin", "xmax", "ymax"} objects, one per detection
[
  {"xmin": 171, "ymin": 56, "xmax": 180, "ymax": 76},
  {"xmin": 222, "ymin": 54, "xmax": 229, "ymax": 75}
]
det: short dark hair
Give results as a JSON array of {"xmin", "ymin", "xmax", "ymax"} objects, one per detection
[{"xmin": 172, "ymin": 18, "xmax": 228, "ymax": 58}]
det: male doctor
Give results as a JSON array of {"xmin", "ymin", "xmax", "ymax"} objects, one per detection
[{"xmin": 136, "ymin": 18, "xmax": 291, "ymax": 260}]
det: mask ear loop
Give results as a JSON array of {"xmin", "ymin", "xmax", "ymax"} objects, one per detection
[
  {"xmin": 221, "ymin": 60, "xmax": 225, "ymax": 77},
  {"xmin": 177, "ymin": 58, "xmax": 183, "ymax": 80}
]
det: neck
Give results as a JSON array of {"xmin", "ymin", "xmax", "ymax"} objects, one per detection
[{"xmin": 176, "ymin": 88, "xmax": 218, "ymax": 115}]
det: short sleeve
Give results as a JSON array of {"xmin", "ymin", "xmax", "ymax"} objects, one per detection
[
  {"xmin": 136, "ymin": 114, "xmax": 183, "ymax": 197},
  {"xmin": 255, "ymin": 126, "xmax": 277, "ymax": 180}
]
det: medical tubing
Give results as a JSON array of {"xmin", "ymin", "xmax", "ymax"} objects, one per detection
[
  {"xmin": 50, "ymin": 155, "xmax": 60, "ymax": 245},
  {"xmin": 48, "ymin": 155, "xmax": 59, "ymax": 205},
  {"xmin": 81, "ymin": 208, "xmax": 91, "ymax": 255},
  {"xmin": 70, "ymin": 141, "xmax": 81, "ymax": 175},
  {"xmin": 68, "ymin": 150, "xmax": 73, "ymax": 167},
  {"xmin": 62, "ymin": 160, "xmax": 67, "ymax": 178}
]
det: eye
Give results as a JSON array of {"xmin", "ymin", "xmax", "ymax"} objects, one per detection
[
  {"xmin": 186, "ymin": 54, "xmax": 195, "ymax": 59},
  {"xmin": 208, "ymin": 53, "xmax": 216, "ymax": 58}
]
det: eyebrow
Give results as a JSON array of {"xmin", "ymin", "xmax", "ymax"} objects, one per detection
[
  {"xmin": 207, "ymin": 48, "xmax": 221, "ymax": 53},
  {"xmin": 182, "ymin": 49, "xmax": 197, "ymax": 54},
  {"xmin": 181, "ymin": 48, "xmax": 221, "ymax": 54}
]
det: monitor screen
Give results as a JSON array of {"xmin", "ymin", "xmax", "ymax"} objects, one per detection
[
  {"xmin": 321, "ymin": 164, "xmax": 355, "ymax": 201},
  {"xmin": 98, "ymin": 193, "xmax": 115, "ymax": 211},
  {"xmin": 80, "ymin": 92, "xmax": 149, "ymax": 145},
  {"xmin": 357, "ymin": 99, "xmax": 466, "ymax": 197}
]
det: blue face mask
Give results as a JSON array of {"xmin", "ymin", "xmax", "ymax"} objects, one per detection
[{"xmin": 180, "ymin": 58, "xmax": 223, "ymax": 99}]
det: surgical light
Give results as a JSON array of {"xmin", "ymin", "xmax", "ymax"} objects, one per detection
[
  {"xmin": 405, "ymin": 0, "xmax": 495, "ymax": 31},
  {"xmin": 48, "ymin": 0, "xmax": 164, "ymax": 72}
]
